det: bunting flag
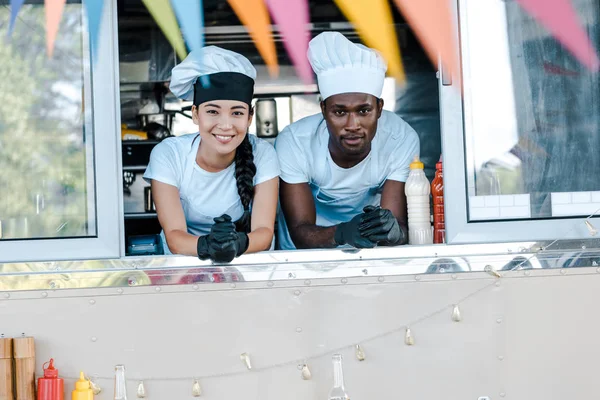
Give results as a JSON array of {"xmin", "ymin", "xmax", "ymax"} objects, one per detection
[
  {"xmin": 44, "ymin": 0, "xmax": 67, "ymax": 57},
  {"xmin": 84, "ymin": 0, "xmax": 104, "ymax": 59},
  {"xmin": 333, "ymin": 0, "xmax": 405, "ymax": 82},
  {"xmin": 227, "ymin": 0, "xmax": 279, "ymax": 77},
  {"xmin": 7, "ymin": 0, "xmax": 25, "ymax": 37},
  {"xmin": 514, "ymin": 0, "xmax": 599, "ymax": 70},
  {"xmin": 141, "ymin": 0, "xmax": 187, "ymax": 61},
  {"xmin": 171, "ymin": 0, "xmax": 203, "ymax": 53},
  {"xmin": 392, "ymin": 0, "xmax": 457, "ymax": 80},
  {"xmin": 264, "ymin": 0, "xmax": 312, "ymax": 84}
]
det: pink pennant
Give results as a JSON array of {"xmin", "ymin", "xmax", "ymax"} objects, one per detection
[
  {"xmin": 515, "ymin": 0, "xmax": 599, "ymax": 70},
  {"xmin": 45, "ymin": 0, "xmax": 67, "ymax": 57},
  {"xmin": 265, "ymin": 0, "xmax": 313, "ymax": 84}
]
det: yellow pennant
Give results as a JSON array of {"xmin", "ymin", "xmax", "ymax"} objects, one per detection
[
  {"xmin": 227, "ymin": 0, "xmax": 279, "ymax": 77},
  {"xmin": 333, "ymin": 0, "xmax": 404, "ymax": 82},
  {"xmin": 141, "ymin": 0, "xmax": 187, "ymax": 60}
]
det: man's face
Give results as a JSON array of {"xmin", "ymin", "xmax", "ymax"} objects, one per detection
[{"xmin": 321, "ymin": 93, "xmax": 383, "ymax": 159}]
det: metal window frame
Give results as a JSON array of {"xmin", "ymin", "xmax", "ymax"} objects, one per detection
[
  {"xmin": 440, "ymin": 0, "xmax": 593, "ymax": 244},
  {"xmin": 0, "ymin": 0, "xmax": 123, "ymax": 262}
]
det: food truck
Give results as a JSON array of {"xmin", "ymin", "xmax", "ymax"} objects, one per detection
[{"xmin": 1, "ymin": 0, "xmax": 599, "ymax": 398}]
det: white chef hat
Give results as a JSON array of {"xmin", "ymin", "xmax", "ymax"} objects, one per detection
[
  {"xmin": 308, "ymin": 32, "xmax": 387, "ymax": 100},
  {"xmin": 170, "ymin": 46, "xmax": 257, "ymax": 105}
]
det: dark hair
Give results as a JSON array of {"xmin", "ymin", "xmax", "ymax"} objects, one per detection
[{"xmin": 234, "ymin": 134, "xmax": 256, "ymax": 233}]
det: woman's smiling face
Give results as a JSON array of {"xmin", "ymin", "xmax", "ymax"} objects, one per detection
[{"xmin": 192, "ymin": 100, "xmax": 253, "ymax": 155}]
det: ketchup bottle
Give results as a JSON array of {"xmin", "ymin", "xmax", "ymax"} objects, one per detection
[
  {"xmin": 38, "ymin": 359, "xmax": 64, "ymax": 400},
  {"xmin": 431, "ymin": 155, "xmax": 445, "ymax": 244}
]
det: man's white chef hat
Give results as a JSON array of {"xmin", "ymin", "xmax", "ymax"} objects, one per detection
[
  {"xmin": 308, "ymin": 32, "xmax": 387, "ymax": 100},
  {"xmin": 170, "ymin": 46, "xmax": 257, "ymax": 106}
]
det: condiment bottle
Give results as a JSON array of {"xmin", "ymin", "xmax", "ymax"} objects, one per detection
[
  {"xmin": 431, "ymin": 155, "xmax": 445, "ymax": 244},
  {"xmin": 72, "ymin": 372, "xmax": 93, "ymax": 400},
  {"xmin": 405, "ymin": 156, "xmax": 433, "ymax": 245},
  {"xmin": 37, "ymin": 359, "xmax": 64, "ymax": 400},
  {"xmin": 0, "ymin": 337, "xmax": 13, "ymax": 400},
  {"xmin": 327, "ymin": 354, "xmax": 349, "ymax": 400}
]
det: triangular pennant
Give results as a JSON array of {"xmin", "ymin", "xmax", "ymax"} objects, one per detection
[
  {"xmin": 392, "ymin": 0, "xmax": 457, "ymax": 81},
  {"xmin": 84, "ymin": 0, "xmax": 104, "ymax": 60},
  {"xmin": 142, "ymin": 0, "xmax": 187, "ymax": 60},
  {"xmin": 171, "ymin": 0, "xmax": 203, "ymax": 52},
  {"xmin": 44, "ymin": 0, "xmax": 67, "ymax": 57},
  {"xmin": 8, "ymin": 0, "xmax": 26, "ymax": 37},
  {"xmin": 265, "ymin": 0, "xmax": 312, "ymax": 84},
  {"xmin": 514, "ymin": 0, "xmax": 599, "ymax": 70},
  {"xmin": 333, "ymin": 0, "xmax": 405, "ymax": 81},
  {"xmin": 227, "ymin": 0, "xmax": 279, "ymax": 77}
]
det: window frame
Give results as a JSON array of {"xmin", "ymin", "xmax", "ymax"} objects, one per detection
[
  {"xmin": 0, "ymin": 0, "xmax": 123, "ymax": 262},
  {"xmin": 441, "ymin": 0, "xmax": 595, "ymax": 244}
]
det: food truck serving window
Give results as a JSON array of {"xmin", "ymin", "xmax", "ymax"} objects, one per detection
[
  {"xmin": 0, "ymin": 0, "xmax": 122, "ymax": 262},
  {"xmin": 442, "ymin": 0, "xmax": 600, "ymax": 243}
]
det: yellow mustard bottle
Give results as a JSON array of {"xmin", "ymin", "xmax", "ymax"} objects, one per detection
[{"xmin": 72, "ymin": 372, "xmax": 94, "ymax": 400}]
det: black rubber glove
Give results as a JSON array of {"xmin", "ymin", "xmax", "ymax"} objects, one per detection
[
  {"xmin": 359, "ymin": 207, "xmax": 404, "ymax": 245},
  {"xmin": 334, "ymin": 206, "xmax": 379, "ymax": 248},
  {"xmin": 197, "ymin": 215, "xmax": 249, "ymax": 263}
]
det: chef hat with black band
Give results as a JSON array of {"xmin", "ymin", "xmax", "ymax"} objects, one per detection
[
  {"xmin": 308, "ymin": 32, "xmax": 387, "ymax": 100},
  {"xmin": 170, "ymin": 46, "xmax": 257, "ymax": 107}
]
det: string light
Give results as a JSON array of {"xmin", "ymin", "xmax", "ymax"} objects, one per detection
[
  {"xmin": 192, "ymin": 379, "xmax": 202, "ymax": 397},
  {"xmin": 354, "ymin": 344, "xmax": 365, "ymax": 361},
  {"xmin": 240, "ymin": 353, "xmax": 252, "ymax": 370},
  {"xmin": 451, "ymin": 305, "xmax": 462, "ymax": 322},
  {"xmin": 136, "ymin": 381, "xmax": 147, "ymax": 398},
  {"xmin": 404, "ymin": 327, "xmax": 415, "ymax": 346},
  {"xmin": 484, "ymin": 265, "xmax": 501, "ymax": 278},
  {"xmin": 88, "ymin": 377, "xmax": 102, "ymax": 395},
  {"xmin": 300, "ymin": 364, "xmax": 312, "ymax": 380},
  {"xmin": 585, "ymin": 220, "xmax": 598, "ymax": 236}
]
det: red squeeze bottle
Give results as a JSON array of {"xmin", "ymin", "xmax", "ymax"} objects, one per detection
[
  {"xmin": 37, "ymin": 359, "xmax": 64, "ymax": 400},
  {"xmin": 432, "ymin": 155, "xmax": 445, "ymax": 244}
]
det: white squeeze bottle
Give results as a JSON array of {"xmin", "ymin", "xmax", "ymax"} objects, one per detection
[{"xmin": 405, "ymin": 156, "xmax": 433, "ymax": 245}]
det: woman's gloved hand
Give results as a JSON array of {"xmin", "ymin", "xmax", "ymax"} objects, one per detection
[
  {"xmin": 197, "ymin": 214, "xmax": 249, "ymax": 263},
  {"xmin": 359, "ymin": 207, "xmax": 404, "ymax": 245},
  {"xmin": 334, "ymin": 206, "xmax": 380, "ymax": 248}
]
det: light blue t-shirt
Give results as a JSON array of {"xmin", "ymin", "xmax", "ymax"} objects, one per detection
[
  {"xmin": 275, "ymin": 110, "xmax": 420, "ymax": 250},
  {"xmin": 144, "ymin": 134, "xmax": 280, "ymax": 254}
]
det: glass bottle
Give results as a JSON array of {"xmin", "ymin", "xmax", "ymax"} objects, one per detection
[
  {"xmin": 328, "ymin": 354, "xmax": 350, "ymax": 400},
  {"xmin": 114, "ymin": 365, "xmax": 128, "ymax": 400}
]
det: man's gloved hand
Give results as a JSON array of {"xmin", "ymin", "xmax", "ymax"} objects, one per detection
[
  {"xmin": 334, "ymin": 206, "xmax": 379, "ymax": 248},
  {"xmin": 197, "ymin": 215, "xmax": 250, "ymax": 263},
  {"xmin": 359, "ymin": 207, "xmax": 404, "ymax": 245}
]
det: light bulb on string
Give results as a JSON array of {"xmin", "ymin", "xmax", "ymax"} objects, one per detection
[
  {"xmin": 240, "ymin": 353, "xmax": 252, "ymax": 370},
  {"xmin": 451, "ymin": 305, "xmax": 462, "ymax": 322},
  {"xmin": 136, "ymin": 381, "xmax": 147, "ymax": 398},
  {"xmin": 300, "ymin": 364, "xmax": 312, "ymax": 380},
  {"xmin": 484, "ymin": 265, "xmax": 501, "ymax": 278},
  {"xmin": 585, "ymin": 219, "xmax": 598, "ymax": 236},
  {"xmin": 88, "ymin": 377, "xmax": 102, "ymax": 395},
  {"xmin": 355, "ymin": 344, "xmax": 365, "ymax": 361},
  {"xmin": 404, "ymin": 327, "xmax": 415, "ymax": 346},
  {"xmin": 192, "ymin": 379, "xmax": 202, "ymax": 397}
]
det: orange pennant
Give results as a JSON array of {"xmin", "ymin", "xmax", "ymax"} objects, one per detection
[
  {"xmin": 44, "ymin": 0, "xmax": 67, "ymax": 57},
  {"xmin": 333, "ymin": 0, "xmax": 404, "ymax": 81},
  {"xmin": 227, "ymin": 0, "xmax": 279, "ymax": 77},
  {"xmin": 392, "ymin": 0, "xmax": 457, "ymax": 80}
]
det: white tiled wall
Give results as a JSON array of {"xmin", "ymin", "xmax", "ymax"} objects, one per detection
[
  {"xmin": 469, "ymin": 194, "xmax": 531, "ymax": 220},
  {"xmin": 551, "ymin": 191, "xmax": 600, "ymax": 217}
]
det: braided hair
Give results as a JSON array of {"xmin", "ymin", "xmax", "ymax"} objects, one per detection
[{"xmin": 234, "ymin": 134, "xmax": 256, "ymax": 233}]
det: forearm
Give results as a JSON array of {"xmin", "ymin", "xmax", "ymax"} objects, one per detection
[
  {"xmin": 164, "ymin": 229, "xmax": 200, "ymax": 256},
  {"xmin": 246, "ymin": 227, "xmax": 275, "ymax": 254},
  {"xmin": 291, "ymin": 223, "xmax": 338, "ymax": 249}
]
